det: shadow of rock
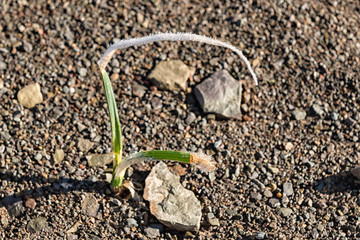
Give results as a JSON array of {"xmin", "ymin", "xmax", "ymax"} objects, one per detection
[{"xmin": 313, "ymin": 171, "xmax": 360, "ymax": 194}]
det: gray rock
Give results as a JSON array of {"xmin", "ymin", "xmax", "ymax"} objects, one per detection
[
  {"xmin": 194, "ymin": 70, "xmax": 242, "ymax": 119},
  {"xmin": 148, "ymin": 60, "xmax": 193, "ymax": 91},
  {"xmin": 283, "ymin": 182, "xmax": 293, "ymax": 196},
  {"xmin": 0, "ymin": 61, "xmax": 6, "ymax": 70},
  {"xmin": 27, "ymin": 217, "xmax": 47, "ymax": 233},
  {"xmin": 126, "ymin": 218, "xmax": 138, "ymax": 227},
  {"xmin": 53, "ymin": 149, "xmax": 65, "ymax": 164},
  {"xmin": 17, "ymin": 83, "xmax": 43, "ymax": 109},
  {"xmin": 151, "ymin": 97, "xmax": 162, "ymax": 110},
  {"xmin": 350, "ymin": 166, "xmax": 360, "ymax": 179},
  {"xmin": 256, "ymin": 232, "xmax": 266, "ymax": 239},
  {"xmin": 78, "ymin": 68, "xmax": 87, "ymax": 77},
  {"xmin": 144, "ymin": 226, "xmax": 161, "ymax": 238},
  {"xmin": 250, "ymin": 191, "xmax": 262, "ymax": 201},
  {"xmin": 291, "ymin": 109, "xmax": 306, "ymax": 120},
  {"xmin": 185, "ymin": 112, "xmax": 196, "ymax": 125},
  {"xmin": 132, "ymin": 82, "xmax": 147, "ymax": 98},
  {"xmin": 77, "ymin": 138, "xmax": 94, "ymax": 152},
  {"xmin": 81, "ymin": 195, "xmax": 100, "ymax": 217},
  {"xmin": 87, "ymin": 153, "xmax": 113, "ymax": 167},
  {"xmin": 278, "ymin": 207, "xmax": 293, "ymax": 217},
  {"xmin": 143, "ymin": 162, "xmax": 202, "ymax": 232},
  {"xmin": 269, "ymin": 198, "xmax": 280, "ymax": 208},
  {"xmin": 310, "ymin": 104, "xmax": 324, "ymax": 117}
]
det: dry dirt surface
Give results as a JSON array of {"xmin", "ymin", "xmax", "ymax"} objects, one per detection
[{"xmin": 1, "ymin": 0, "xmax": 360, "ymax": 239}]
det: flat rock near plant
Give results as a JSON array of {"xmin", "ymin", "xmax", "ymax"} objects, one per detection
[
  {"xmin": 148, "ymin": 60, "xmax": 194, "ymax": 91},
  {"xmin": 27, "ymin": 217, "xmax": 47, "ymax": 233},
  {"xmin": 143, "ymin": 162, "xmax": 202, "ymax": 232},
  {"xmin": 17, "ymin": 83, "xmax": 43, "ymax": 109},
  {"xmin": 194, "ymin": 70, "xmax": 242, "ymax": 119}
]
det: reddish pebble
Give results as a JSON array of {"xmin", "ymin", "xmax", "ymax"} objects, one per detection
[
  {"xmin": 79, "ymin": 164, "xmax": 85, "ymax": 169},
  {"xmin": 25, "ymin": 198, "xmax": 36, "ymax": 209}
]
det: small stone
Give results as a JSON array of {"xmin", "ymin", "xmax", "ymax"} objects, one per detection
[
  {"xmin": 87, "ymin": 153, "xmax": 113, "ymax": 167},
  {"xmin": 284, "ymin": 142, "xmax": 294, "ymax": 151},
  {"xmin": 132, "ymin": 82, "xmax": 147, "ymax": 98},
  {"xmin": 113, "ymin": 199, "xmax": 121, "ymax": 206},
  {"xmin": 151, "ymin": 97, "xmax": 162, "ymax": 110},
  {"xmin": 144, "ymin": 224, "xmax": 164, "ymax": 238},
  {"xmin": 310, "ymin": 104, "xmax": 324, "ymax": 117},
  {"xmin": 148, "ymin": 60, "xmax": 193, "ymax": 91},
  {"xmin": 278, "ymin": 207, "xmax": 293, "ymax": 217},
  {"xmin": 88, "ymin": 234, "xmax": 100, "ymax": 240},
  {"xmin": 27, "ymin": 217, "xmax": 47, "ymax": 233},
  {"xmin": 126, "ymin": 218, "xmax": 138, "ymax": 227},
  {"xmin": 78, "ymin": 68, "xmax": 87, "ymax": 77},
  {"xmin": 17, "ymin": 83, "xmax": 43, "ymax": 109},
  {"xmin": 351, "ymin": 166, "xmax": 360, "ymax": 179},
  {"xmin": 25, "ymin": 198, "xmax": 36, "ymax": 209},
  {"xmin": 143, "ymin": 162, "xmax": 202, "ymax": 232},
  {"xmin": 256, "ymin": 232, "xmax": 266, "ymax": 239},
  {"xmin": 250, "ymin": 191, "xmax": 262, "ymax": 201},
  {"xmin": 268, "ymin": 166, "xmax": 279, "ymax": 175},
  {"xmin": 0, "ymin": 79, "xmax": 3, "ymax": 89},
  {"xmin": 144, "ymin": 226, "xmax": 161, "ymax": 238},
  {"xmin": 291, "ymin": 109, "xmax": 306, "ymax": 120},
  {"xmin": 283, "ymin": 182, "xmax": 293, "ymax": 196},
  {"xmin": 0, "ymin": 207, "xmax": 11, "ymax": 229},
  {"xmin": 269, "ymin": 198, "xmax": 280, "ymax": 208},
  {"xmin": 214, "ymin": 140, "xmax": 222, "ymax": 149},
  {"xmin": 311, "ymin": 229, "xmax": 319, "ymax": 239},
  {"xmin": 54, "ymin": 149, "xmax": 65, "ymax": 164},
  {"xmin": 185, "ymin": 112, "xmax": 196, "ymax": 125},
  {"xmin": 0, "ymin": 61, "xmax": 6, "ymax": 70},
  {"xmin": 208, "ymin": 217, "xmax": 220, "ymax": 226},
  {"xmin": 77, "ymin": 138, "xmax": 94, "ymax": 152},
  {"xmin": 81, "ymin": 195, "xmax": 100, "ymax": 217},
  {"xmin": 264, "ymin": 190, "xmax": 273, "ymax": 198},
  {"xmin": 194, "ymin": 70, "xmax": 242, "ymax": 119}
]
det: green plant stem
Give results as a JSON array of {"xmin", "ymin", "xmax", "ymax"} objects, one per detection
[{"xmin": 100, "ymin": 69, "xmax": 124, "ymax": 189}]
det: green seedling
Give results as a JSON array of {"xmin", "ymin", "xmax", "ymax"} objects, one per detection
[{"xmin": 97, "ymin": 32, "xmax": 258, "ymax": 190}]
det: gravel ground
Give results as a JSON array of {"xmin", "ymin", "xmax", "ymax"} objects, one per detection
[{"xmin": 1, "ymin": 0, "xmax": 360, "ymax": 239}]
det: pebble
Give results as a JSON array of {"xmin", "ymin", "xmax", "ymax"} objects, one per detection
[
  {"xmin": 278, "ymin": 207, "xmax": 293, "ymax": 217},
  {"xmin": 17, "ymin": 83, "xmax": 43, "ymax": 109},
  {"xmin": 269, "ymin": 198, "xmax": 280, "ymax": 208},
  {"xmin": 194, "ymin": 70, "xmax": 243, "ymax": 119},
  {"xmin": 77, "ymin": 138, "xmax": 94, "ymax": 152},
  {"xmin": 283, "ymin": 182, "xmax": 294, "ymax": 196},
  {"xmin": 310, "ymin": 104, "xmax": 324, "ymax": 117},
  {"xmin": 81, "ymin": 195, "xmax": 100, "ymax": 217},
  {"xmin": 126, "ymin": 218, "xmax": 138, "ymax": 227},
  {"xmin": 27, "ymin": 217, "xmax": 47, "ymax": 233},
  {"xmin": 148, "ymin": 60, "xmax": 193, "ymax": 91},
  {"xmin": 256, "ymin": 232, "xmax": 266, "ymax": 239},
  {"xmin": 291, "ymin": 110, "xmax": 306, "ymax": 120},
  {"xmin": 132, "ymin": 82, "xmax": 147, "ymax": 98},
  {"xmin": 53, "ymin": 149, "xmax": 65, "ymax": 164},
  {"xmin": 0, "ymin": 207, "xmax": 11, "ymax": 228},
  {"xmin": 78, "ymin": 68, "xmax": 87, "ymax": 77},
  {"xmin": 25, "ymin": 198, "xmax": 36, "ymax": 209},
  {"xmin": 87, "ymin": 153, "xmax": 113, "ymax": 167},
  {"xmin": 185, "ymin": 112, "xmax": 196, "ymax": 125}
]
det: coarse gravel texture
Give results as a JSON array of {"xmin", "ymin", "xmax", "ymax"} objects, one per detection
[{"xmin": 0, "ymin": 0, "xmax": 360, "ymax": 239}]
